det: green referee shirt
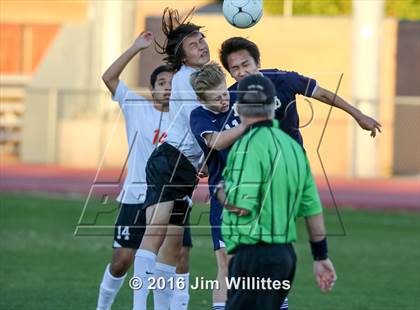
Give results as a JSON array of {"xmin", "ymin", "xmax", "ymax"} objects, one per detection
[{"xmin": 221, "ymin": 119, "xmax": 322, "ymax": 254}]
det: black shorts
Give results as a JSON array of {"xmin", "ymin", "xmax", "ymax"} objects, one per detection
[
  {"xmin": 113, "ymin": 202, "xmax": 193, "ymax": 249},
  {"xmin": 144, "ymin": 143, "xmax": 197, "ymax": 209},
  {"xmin": 227, "ymin": 243, "xmax": 297, "ymax": 310},
  {"xmin": 170, "ymin": 197, "xmax": 193, "ymax": 226}
]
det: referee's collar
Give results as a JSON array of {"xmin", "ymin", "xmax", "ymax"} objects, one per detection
[{"xmin": 243, "ymin": 119, "xmax": 275, "ymax": 135}]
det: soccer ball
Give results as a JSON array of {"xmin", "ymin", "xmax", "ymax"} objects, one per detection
[{"xmin": 222, "ymin": 0, "xmax": 263, "ymax": 29}]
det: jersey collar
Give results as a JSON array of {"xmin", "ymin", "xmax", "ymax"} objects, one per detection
[
  {"xmin": 201, "ymin": 104, "xmax": 220, "ymax": 115},
  {"xmin": 243, "ymin": 119, "xmax": 279, "ymax": 135}
]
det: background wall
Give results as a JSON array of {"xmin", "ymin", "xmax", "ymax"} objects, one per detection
[{"xmin": 0, "ymin": 0, "xmax": 418, "ymax": 177}]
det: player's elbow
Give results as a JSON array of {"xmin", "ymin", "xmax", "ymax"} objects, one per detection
[
  {"xmin": 102, "ymin": 72, "xmax": 112, "ymax": 84},
  {"xmin": 102, "ymin": 73, "xmax": 118, "ymax": 95},
  {"xmin": 313, "ymin": 87, "xmax": 331, "ymax": 102}
]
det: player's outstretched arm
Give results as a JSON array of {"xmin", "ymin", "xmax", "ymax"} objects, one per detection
[
  {"xmin": 304, "ymin": 213, "xmax": 337, "ymax": 293},
  {"xmin": 312, "ymin": 86, "xmax": 382, "ymax": 137},
  {"xmin": 102, "ymin": 31, "xmax": 154, "ymax": 95},
  {"xmin": 203, "ymin": 123, "xmax": 247, "ymax": 151}
]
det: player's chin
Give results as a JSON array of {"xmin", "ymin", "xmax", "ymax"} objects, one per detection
[
  {"xmin": 200, "ymin": 53, "xmax": 210, "ymax": 63},
  {"xmin": 221, "ymin": 105, "xmax": 229, "ymax": 113},
  {"xmin": 160, "ymin": 98, "xmax": 170, "ymax": 106}
]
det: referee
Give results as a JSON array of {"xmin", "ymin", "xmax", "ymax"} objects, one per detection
[{"xmin": 216, "ymin": 75, "xmax": 337, "ymax": 309}]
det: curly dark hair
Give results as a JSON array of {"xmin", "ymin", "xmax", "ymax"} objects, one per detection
[{"xmin": 155, "ymin": 7, "xmax": 204, "ymax": 71}]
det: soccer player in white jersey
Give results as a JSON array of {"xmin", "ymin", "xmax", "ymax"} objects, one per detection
[
  {"xmin": 96, "ymin": 31, "xmax": 192, "ymax": 310},
  {"xmin": 133, "ymin": 8, "xmax": 211, "ymax": 310}
]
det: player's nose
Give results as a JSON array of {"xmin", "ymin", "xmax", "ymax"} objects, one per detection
[{"xmin": 238, "ymin": 69, "xmax": 247, "ymax": 79}]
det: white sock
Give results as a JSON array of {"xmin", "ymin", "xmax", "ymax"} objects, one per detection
[
  {"xmin": 97, "ymin": 264, "xmax": 126, "ymax": 310},
  {"xmin": 133, "ymin": 249, "xmax": 156, "ymax": 310},
  {"xmin": 212, "ymin": 302, "xmax": 225, "ymax": 310},
  {"xmin": 153, "ymin": 262, "xmax": 176, "ymax": 309},
  {"xmin": 170, "ymin": 273, "xmax": 190, "ymax": 310},
  {"xmin": 280, "ymin": 297, "xmax": 289, "ymax": 309}
]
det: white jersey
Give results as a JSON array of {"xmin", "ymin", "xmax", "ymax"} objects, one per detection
[
  {"xmin": 112, "ymin": 81, "xmax": 170, "ymax": 204},
  {"xmin": 164, "ymin": 65, "xmax": 203, "ymax": 168}
]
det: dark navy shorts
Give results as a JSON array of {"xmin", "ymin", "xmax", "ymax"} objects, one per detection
[{"xmin": 210, "ymin": 197, "xmax": 225, "ymax": 250}]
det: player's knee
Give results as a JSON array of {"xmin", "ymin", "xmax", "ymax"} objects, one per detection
[
  {"xmin": 166, "ymin": 241, "xmax": 183, "ymax": 262},
  {"xmin": 110, "ymin": 259, "xmax": 131, "ymax": 277},
  {"xmin": 141, "ymin": 229, "xmax": 167, "ymax": 252},
  {"xmin": 110, "ymin": 249, "xmax": 135, "ymax": 277}
]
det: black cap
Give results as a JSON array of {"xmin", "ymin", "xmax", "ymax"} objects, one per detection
[{"xmin": 237, "ymin": 74, "xmax": 276, "ymax": 105}]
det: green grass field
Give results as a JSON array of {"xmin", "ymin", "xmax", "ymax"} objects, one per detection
[{"xmin": 0, "ymin": 192, "xmax": 419, "ymax": 310}]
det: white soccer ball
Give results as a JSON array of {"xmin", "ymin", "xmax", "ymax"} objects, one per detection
[{"xmin": 223, "ymin": 0, "xmax": 263, "ymax": 29}]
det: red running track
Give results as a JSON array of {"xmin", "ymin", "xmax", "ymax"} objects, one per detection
[{"xmin": 1, "ymin": 164, "xmax": 419, "ymax": 211}]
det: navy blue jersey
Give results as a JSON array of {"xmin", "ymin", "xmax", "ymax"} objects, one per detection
[
  {"xmin": 229, "ymin": 69, "xmax": 318, "ymax": 146},
  {"xmin": 190, "ymin": 105, "xmax": 240, "ymax": 193}
]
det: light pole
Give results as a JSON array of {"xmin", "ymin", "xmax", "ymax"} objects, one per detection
[{"xmin": 351, "ymin": 0, "xmax": 384, "ymax": 177}]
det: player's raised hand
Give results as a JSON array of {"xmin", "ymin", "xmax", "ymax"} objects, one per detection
[
  {"xmin": 356, "ymin": 113, "xmax": 382, "ymax": 137},
  {"xmin": 132, "ymin": 31, "xmax": 154, "ymax": 51},
  {"xmin": 313, "ymin": 258, "xmax": 337, "ymax": 293}
]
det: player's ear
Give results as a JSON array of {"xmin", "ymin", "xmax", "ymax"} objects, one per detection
[
  {"xmin": 256, "ymin": 60, "xmax": 261, "ymax": 69},
  {"xmin": 199, "ymin": 92, "xmax": 207, "ymax": 103}
]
